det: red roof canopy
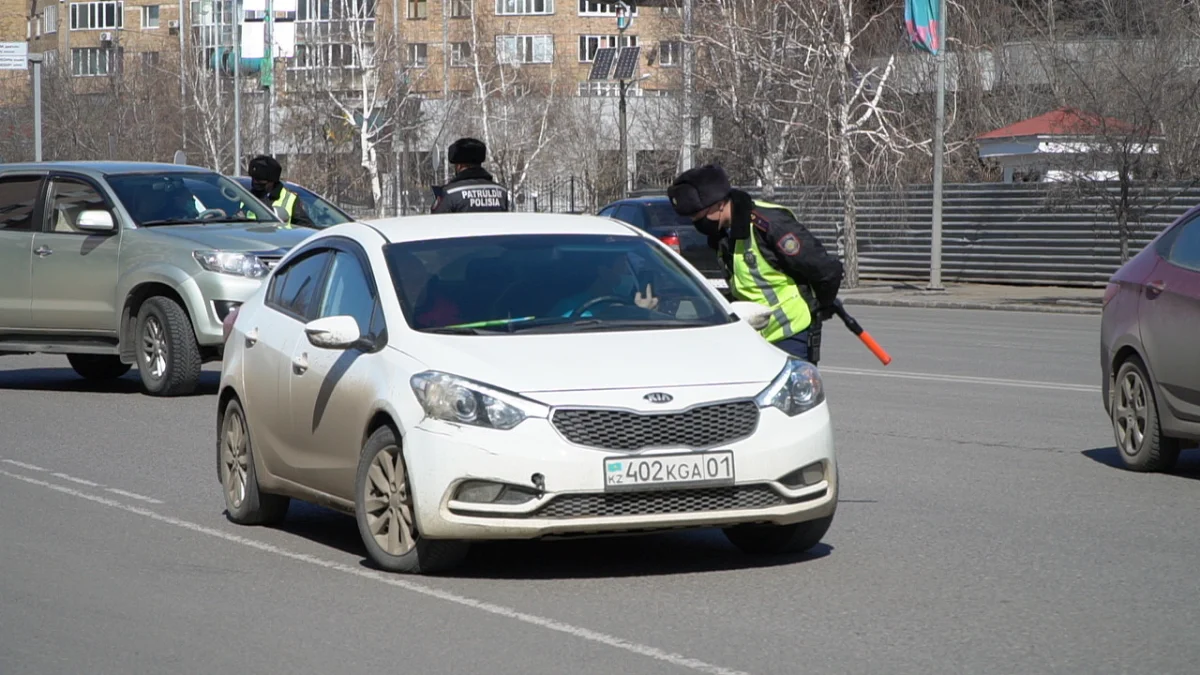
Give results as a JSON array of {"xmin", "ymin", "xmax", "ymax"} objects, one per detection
[{"xmin": 977, "ymin": 107, "xmax": 1137, "ymax": 140}]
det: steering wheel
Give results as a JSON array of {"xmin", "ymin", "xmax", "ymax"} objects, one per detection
[
  {"xmin": 198, "ymin": 208, "xmax": 227, "ymax": 221},
  {"xmin": 570, "ymin": 295, "xmax": 634, "ymax": 318}
]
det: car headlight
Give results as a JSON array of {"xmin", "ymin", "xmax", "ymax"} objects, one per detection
[
  {"xmin": 410, "ymin": 371, "xmax": 548, "ymax": 430},
  {"xmin": 193, "ymin": 250, "xmax": 270, "ymax": 278},
  {"xmin": 755, "ymin": 358, "xmax": 824, "ymax": 416}
]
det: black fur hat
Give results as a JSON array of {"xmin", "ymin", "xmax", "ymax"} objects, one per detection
[
  {"xmin": 247, "ymin": 155, "xmax": 282, "ymax": 182},
  {"xmin": 667, "ymin": 164, "xmax": 731, "ymax": 216},
  {"xmin": 448, "ymin": 137, "xmax": 487, "ymax": 165}
]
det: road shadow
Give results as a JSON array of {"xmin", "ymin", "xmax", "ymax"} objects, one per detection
[
  {"xmin": 0, "ymin": 367, "xmax": 220, "ymax": 396},
  {"xmin": 271, "ymin": 502, "xmax": 832, "ymax": 579},
  {"xmin": 1082, "ymin": 446, "xmax": 1200, "ymax": 481}
]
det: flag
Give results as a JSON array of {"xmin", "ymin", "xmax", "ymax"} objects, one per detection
[{"xmin": 905, "ymin": 0, "xmax": 941, "ymax": 55}]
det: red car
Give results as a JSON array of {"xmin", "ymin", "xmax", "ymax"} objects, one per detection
[{"xmin": 1101, "ymin": 205, "xmax": 1200, "ymax": 471}]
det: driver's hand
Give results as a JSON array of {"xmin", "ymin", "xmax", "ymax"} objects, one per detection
[{"xmin": 634, "ymin": 284, "xmax": 659, "ymax": 310}]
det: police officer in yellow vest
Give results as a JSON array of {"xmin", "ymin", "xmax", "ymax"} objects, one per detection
[
  {"xmin": 667, "ymin": 164, "xmax": 843, "ymax": 362},
  {"xmin": 247, "ymin": 155, "xmax": 314, "ymax": 229}
]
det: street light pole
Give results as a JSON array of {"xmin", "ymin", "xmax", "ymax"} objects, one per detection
[
  {"xmin": 619, "ymin": 78, "xmax": 628, "ymax": 199},
  {"xmin": 233, "ymin": 0, "xmax": 242, "ymax": 174},
  {"xmin": 28, "ymin": 52, "xmax": 43, "ymax": 162},
  {"xmin": 927, "ymin": 0, "xmax": 947, "ymax": 291}
]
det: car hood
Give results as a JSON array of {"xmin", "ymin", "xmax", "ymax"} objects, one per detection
[
  {"xmin": 402, "ymin": 321, "xmax": 789, "ymax": 394},
  {"xmin": 143, "ymin": 222, "xmax": 313, "ymax": 252}
]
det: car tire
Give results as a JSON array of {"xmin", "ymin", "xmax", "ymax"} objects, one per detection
[
  {"xmin": 67, "ymin": 354, "xmax": 132, "ymax": 380},
  {"xmin": 354, "ymin": 425, "xmax": 469, "ymax": 575},
  {"xmin": 135, "ymin": 296, "xmax": 202, "ymax": 397},
  {"xmin": 723, "ymin": 515, "xmax": 834, "ymax": 556},
  {"xmin": 1112, "ymin": 357, "xmax": 1180, "ymax": 472},
  {"xmin": 218, "ymin": 397, "xmax": 290, "ymax": 525}
]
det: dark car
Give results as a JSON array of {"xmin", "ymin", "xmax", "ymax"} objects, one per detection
[
  {"xmin": 598, "ymin": 196, "xmax": 725, "ymax": 288},
  {"xmin": 232, "ymin": 177, "xmax": 354, "ymax": 228},
  {"xmin": 1101, "ymin": 204, "xmax": 1200, "ymax": 471}
]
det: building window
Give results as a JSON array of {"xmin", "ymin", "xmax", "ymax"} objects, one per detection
[
  {"xmin": 407, "ymin": 0, "xmax": 426, "ymax": 18},
  {"xmin": 658, "ymin": 40, "xmax": 679, "ymax": 66},
  {"xmin": 496, "ymin": 0, "xmax": 552, "ymax": 14},
  {"xmin": 72, "ymin": 47, "xmax": 121, "ymax": 75},
  {"xmin": 70, "ymin": 1, "xmax": 125, "ymax": 30},
  {"xmin": 578, "ymin": 1, "xmax": 634, "ymax": 16},
  {"xmin": 450, "ymin": 41, "xmax": 471, "ymax": 67},
  {"xmin": 449, "ymin": 0, "xmax": 471, "ymax": 17},
  {"xmin": 142, "ymin": 5, "xmax": 160, "ymax": 28},
  {"xmin": 578, "ymin": 81, "xmax": 640, "ymax": 97},
  {"xmin": 578, "ymin": 33, "xmax": 635, "ymax": 62},
  {"xmin": 407, "ymin": 42, "xmax": 427, "ymax": 67},
  {"xmin": 44, "ymin": 5, "xmax": 58, "ymax": 33},
  {"xmin": 496, "ymin": 34, "xmax": 553, "ymax": 64},
  {"xmin": 142, "ymin": 51, "xmax": 160, "ymax": 66}
]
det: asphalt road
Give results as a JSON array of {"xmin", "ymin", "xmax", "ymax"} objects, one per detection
[{"xmin": 3, "ymin": 306, "xmax": 1198, "ymax": 675}]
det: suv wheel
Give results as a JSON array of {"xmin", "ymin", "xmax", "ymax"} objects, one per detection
[
  {"xmin": 1112, "ymin": 357, "xmax": 1180, "ymax": 472},
  {"xmin": 67, "ymin": 354, "xmax": 132, "ymax": 381},
  {"xmin": 135, "ymin": 296, "xmax": 202, "ymax": 397}
]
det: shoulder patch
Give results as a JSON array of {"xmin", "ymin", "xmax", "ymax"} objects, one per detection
[
  {"xmin": 750, "ymin": 210, "xmax": 770, "ymax": 231},
  {"xmin": 777, "ymin": 232, "xmax": 802, "ymax": 256}
]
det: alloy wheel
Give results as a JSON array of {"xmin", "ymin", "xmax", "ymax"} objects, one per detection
[
  {"xmin": 141, "ymin": 316, "xmax": 168, "ymax": 380},
  {"xmin": 221, "ymin": 407, "xmax": 250, "ymax": 508},
  {"xmin": 1114, "ymin": 369, "xmax": 1148, "ymax": 456},
  {"xmin": 363, "ymin": 446, "xmax": 416, "ymax": 557}
]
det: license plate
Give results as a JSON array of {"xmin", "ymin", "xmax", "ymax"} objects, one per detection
[
  {"xmin": 706, "ymin": 278, "xmax": 728, "ymax": 290},
  {"xmin": 603, "ymin": 451, "xmax": 734, "ymax": 492}
]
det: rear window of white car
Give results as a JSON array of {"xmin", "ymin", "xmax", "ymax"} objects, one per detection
[{"xmin": 383, "ymin": 233, "xmax": 730, "ymax": 335}]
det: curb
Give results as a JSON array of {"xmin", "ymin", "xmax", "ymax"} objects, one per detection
[{"xmin": 841, "ymin": 296, "xmax": 1102, "ymax": 315}]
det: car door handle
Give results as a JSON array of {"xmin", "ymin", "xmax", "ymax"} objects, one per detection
[
  {"xmin": 292, "ymin": 353, "xmax": 308, "ymax": 375},
  {"xmin": 34, "ymin": 245, "xmax": 53, "ymax": 257},
  {"xmin": 244, "ymin": 328, "xmax": 258, "ymax": 348}
]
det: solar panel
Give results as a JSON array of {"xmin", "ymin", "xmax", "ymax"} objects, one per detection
[
  {"xmin": 613, "ymin": 45, "xmax": 641, "ymax": 81},
  {"xmin": 588, "ymin": 47, "xmax": 617, "ymax": 81}
]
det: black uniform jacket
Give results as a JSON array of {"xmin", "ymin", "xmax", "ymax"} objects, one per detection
[
  {"xmin": 431, "ymin": 167, "xmax": 512, "ymax": 213},
  {"xmin": 697, "ymin": 189, "xmax": 844, "ymax": 310}
]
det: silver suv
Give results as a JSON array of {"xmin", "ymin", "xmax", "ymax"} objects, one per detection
[{"xmin": 0, "ymin": 161, "xmax": 314, "ymax": 396}]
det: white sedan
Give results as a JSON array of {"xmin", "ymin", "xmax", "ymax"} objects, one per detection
[{"xmin": 216, "ymin": 213, "xmax": 837, "ymax": 574}]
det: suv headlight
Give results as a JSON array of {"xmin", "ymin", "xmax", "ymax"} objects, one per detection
[
  {"xmin": 410, "ymin": 371, "xmax": 548, "ymax": 430},
  {"xmin": 755, "ymin": 358, "xmax": 824, "ymax": 416},
  {"xmin": 193, "ymin": 250, "xmax": 270, "ymax": 278}
]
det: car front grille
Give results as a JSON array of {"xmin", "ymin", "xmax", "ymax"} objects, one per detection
[
  {"xmin": 551, "ymin": 401, "xmax": 759, "ymax": 451},
  {"xmin": 534, "ymin": 485, "xmax": 788, "ymax": 519}
]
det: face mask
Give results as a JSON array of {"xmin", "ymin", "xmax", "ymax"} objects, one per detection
[{"xmin": 251, "ymin": 180, "xmax": 270, "ymax": 193}]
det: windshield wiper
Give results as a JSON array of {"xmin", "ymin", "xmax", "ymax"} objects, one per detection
[
  {"xmin": 510, "ymin": 319, "xmax": 714, "ymax": 334},
  {"xmin": 139, "ymin": 218, "xmax": 203, "ymax": 227},
  {"xmin": 424, "ymin": 326, "xmax": 485, "ymax": 335}
]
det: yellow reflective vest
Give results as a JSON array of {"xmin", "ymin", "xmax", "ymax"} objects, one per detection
[{"xmin": 729, "ymin": 200, "xmax": 813, "ymax": 343}]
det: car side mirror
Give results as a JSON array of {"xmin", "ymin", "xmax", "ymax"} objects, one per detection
[
  {"xmin": 729, "ymin": 301, "xmax": 771, "ymax": 330},
  {"xmin": 77, "ymin": 210, "xmax": 115, "ymax": 232},
  {"xmin": 304, "ymin": 315, "xmax": 362, "ymax": 350}
]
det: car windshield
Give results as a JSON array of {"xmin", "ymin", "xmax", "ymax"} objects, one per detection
[
  {"xmin": 384, "ymin": 233, "xmax": 732, "ymax": 335},
  {"xmin": 107, "ymin": 172, "xmax": 277, "ymax": 226},
  {"xmin": 290, "ymin": 184, "xmax": 353, "ymax": 228}
]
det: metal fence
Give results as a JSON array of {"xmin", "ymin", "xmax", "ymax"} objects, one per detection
[{"xmin": 630, "ymin": 182, "xmax": 1200, "ymax": 288}]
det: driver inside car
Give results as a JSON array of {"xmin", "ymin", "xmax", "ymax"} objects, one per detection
[
  {"xmin": 547, "ymin": 252, "xmax": 659, "ymax": 318},
  {"xmin": 135, "ymin": 178, "xmax": 201, "ymax": 224}
]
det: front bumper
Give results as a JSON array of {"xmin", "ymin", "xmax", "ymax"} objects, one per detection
[{"xmin": 404, "ymin": 401, "xmax": 837, "ymax": 540}]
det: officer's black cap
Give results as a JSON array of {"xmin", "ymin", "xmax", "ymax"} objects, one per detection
[
  {"xmin": 667, "ymin": 164, "xmax": 731, "ymax": 217},
  {"xmin": 248, "ymin": 155, "xmax": 282, "ymax": 182},
  {"xmin": 448, "ymin": 137, "xmax": 487, "ymax": 165}
]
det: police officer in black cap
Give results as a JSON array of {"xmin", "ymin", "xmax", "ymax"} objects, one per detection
[
  {"xmin": 667, "ymin": 164, "xmax": 843, "ymax": 362},
  {"xmin": 431, "ymin": 138, "xmax": 512, "ymax": 214},
  {"xmin": 246, "ymin": 155, "xmax": 314, "ymax": 228}
]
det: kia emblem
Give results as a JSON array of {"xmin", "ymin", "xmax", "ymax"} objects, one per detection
[{"xmin": 643, "ymin": 392, "xmax": 673, "ymax": 404}]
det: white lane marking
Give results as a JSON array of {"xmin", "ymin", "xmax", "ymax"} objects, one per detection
[
  {"xmin": 0, "ymin": 468, "xmax": 752, "ymax": 675},
  {"xmin": 104, "ymin": 488, "xmax": 164, "ymax": 505},
  {"xmin": 819, "ymin": 366, "xmax": 1100, "ymax": 394},
  {"xmin": 52, "ymin": 472, "xmax": 104, "ymax": 488},
  {"xmin": 2, "ymin": 459, "xmax": 47, "ymax": 472}
]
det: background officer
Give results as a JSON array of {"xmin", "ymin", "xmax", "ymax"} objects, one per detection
[
  {"xmin": 431, "ymin": 138, "xmax": 512, "ymax": 213},
  {"xmin": 247, "ymin": 155, "xmax": 313, "ymax": 228},
  {"xmin": 667, "ymin": 164, "xmax": 843, "ymax": 362}
]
